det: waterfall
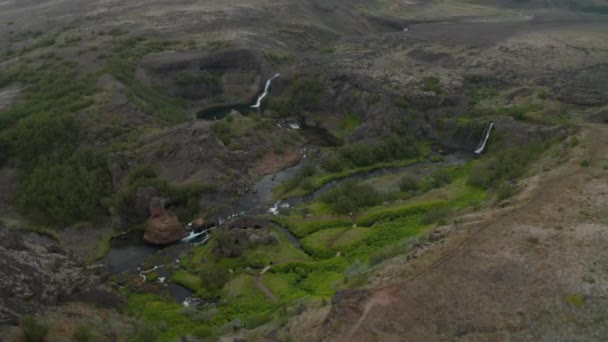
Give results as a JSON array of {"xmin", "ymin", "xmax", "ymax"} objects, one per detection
[
  {"xmin": 251, "ymin": 73, "xmax": 280, "ymax": 109},
  {"xmin": 474, "ymin": 122, "xmax": 495, "ymax": 154},
  {"xmin": 180, "ymin": 230, "xmax": 207, "ymax": 243}
]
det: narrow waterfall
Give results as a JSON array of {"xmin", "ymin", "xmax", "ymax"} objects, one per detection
[
  {"xmin": 474, "ymin": 122, "xmax": 495, "ymax": 154},
  {"xmin": 251, "ymin": 73, "xmax": 280, "ymax": 109}
]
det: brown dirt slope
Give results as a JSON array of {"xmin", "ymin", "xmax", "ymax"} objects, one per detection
[{"xmin": 302, "ymin": 123, "xmax": 608, "ymax": 341}]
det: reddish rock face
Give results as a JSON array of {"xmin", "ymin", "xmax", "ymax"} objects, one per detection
[
  {"xmin": 143, "ymin": 197, "xmax": 188, "ymax": 245},
  {"xmin": 144, "ymin": 214, "xmax": 188, "ymax": 245}
]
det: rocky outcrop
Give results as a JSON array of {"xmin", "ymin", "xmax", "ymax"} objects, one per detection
[
  {"xmin": 143, "ymin": 198, "xmax": 188, "ymax": 245},
  {"xmin": 136, "ymin": 48, "xmax": 272, "ymax": 105},
  {"xmin": 0, "ymin": 229, "xmax": 123, "ymax": 325}
]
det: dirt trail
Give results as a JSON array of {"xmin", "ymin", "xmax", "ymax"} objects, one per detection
[{"xmin": 328, "ymin": 124, "xmax": 608, "ymax": 341}]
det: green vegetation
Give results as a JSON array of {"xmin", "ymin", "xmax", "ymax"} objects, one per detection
[
  {"xmin": 130, "ymin": 153, "xmax": 566, "ymax": 340},
  {"xmin": 565, "ymin": 294, "xmax": 586, "ymax": 308},
  {"xmin": 16, "ymin": 150, "xmax": 112, "ymax": 226},
  {"xmin": 266, "ymin": 74, "xmax": 323, "ymax": 113},
  {"xmin": 21, "ymin": 316, "xmax": 49, "ymax": 342},
  {"xmin": 74, "ymin": 324, "xmax": 93, "ymax": 342},
  {"xmin": 114, "ymin": 166, "xmax": 209, "ymax": 222},
  {"xmin": 473, "ymin": 104, "xmax": 543, "ymax": 121},
  {"xmin": 394, "ymin": 96, "xmax": 410, "ymax": 108},
  {"xmin": 263, "ymin": 50, "xmax": 293, "ymax": 64},
  {"xmin": 320, "ymin": 180, "xmax": 382, "ymax": 215},
  {"xmin": 468, "ymin": 139, "xmax": 553, "ymax": 190},
  {"xmin": 106, "ymin": 36, "xmax": 186, "ymax": 124},
  {"xmin": 421, "ymin": 76, "xmax": 442, "ymax": 94},
  {"xmin": 334, "ymin": 112, "xmax": 363, "ymax": 138},
  {"xmin": 399, "ymin": 175, "xmax": 420, "ymax": 192}
]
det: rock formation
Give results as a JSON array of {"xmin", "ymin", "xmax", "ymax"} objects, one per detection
[
  {"xmin": 143, "ymin": 197, "xmax": 188, "ymax": 245},
  {"xmin": 0, "ymin": 229, "xmax": 123, "ymax": 325}
]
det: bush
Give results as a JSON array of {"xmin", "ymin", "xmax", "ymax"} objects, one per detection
[
  {"xmin": 424, "ymin": 169, "xmax": 452, "ymax": 190},
  {"xmin": 321, "ymin": 180, "xmax": 382, "ymax": 215},
  {"xmin": 421, "ymin": 76, "xmax": 442, "ymax": 94},
  {"xmin": 21, "ymin": 316, "xmax": 49, "ymax": 342},
  {"xmin": 468, "ymin": 140, "xmax": 550, "ymax": 189},
  {"xmin": 497, "ymin": 184, "xmax": 518, "ymax": 200},
  {"xmin": 338, "ymin": 135, "xmax": 421, "ymax": 168},
  {"xmin": 133, "ymin": 323, "xmax": 158, "ymax": 342},
  {"xmin": 128, "ymin": 165, "xmax": 157, "ymax": 184},
  {"xmin": 394, "ymin": 96, "xmax": 409, "ymax": 108},
  {"xmin": 199, "ymin": 264, "xmax": 229, "ymax": 292},
  {"xmin": 192, "ymin": 325, "xmax": 213, "ymax": 338},
  {"xmin": 322, "ymin": 155, "xmax": 345, "ymax": 173},
  {"xmin": 368, "ymin": 239, "xmax": 414, "ymax": 266},
  {"xmin": 421, "ymin": 207, "xmax": 451, "ymax": 225},
  {"xmin": 114, "ymin": 169, "xmax": 204, "ymax": 223},
  {"xmin": 399, "ymin": 175, "xmax": 419, "ymax": 192},
  {"xmin": 16, "ymin": 150, "xmax": 112, "ymax": 226},
  {"xmin": 211, "ymin": 120, "xmax": 231, "ymax": 144},
  {"xmin": 74, "ymin": 324, "xmax": 92, "ymax": 342}
]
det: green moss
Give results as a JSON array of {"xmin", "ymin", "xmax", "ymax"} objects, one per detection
[
  {"xmin": 331, "ymin": 228, "xmax": 373, "ymax": 250},
  {"xmin": 421, "ymin": 76, "xmax": 442, "ymax": 94},
  {"xmin": 301, "ymin": 227, "xmax": 347, "ymax": 258},
  {"xmin": 171, "ymin": 271, "xmax": 201, "ymax": 293},
  {"xmin": 565, "ymin": 294, "xmax": 585, "ymax": 308}
]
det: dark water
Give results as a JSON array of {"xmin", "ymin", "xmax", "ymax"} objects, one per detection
[
  {"xmin": 169, "ymin": 284, "xmax": 193, "ymax": 303},
  {"xmin": 196, "ymin": 104, "xmax": 256, "ymax": 120},
  {"xmin": 103, "ymin": 230, "xmax": 161, "ymax": 274}
]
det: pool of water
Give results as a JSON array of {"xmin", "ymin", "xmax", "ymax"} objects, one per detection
[{"xmin": 103, "ymin": 230, "xmax": 161, "ymax": 274}]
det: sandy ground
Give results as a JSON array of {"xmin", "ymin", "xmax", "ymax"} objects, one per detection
[{"xmin": 301, "ymin": 123, "xmax": 608, "ymax": 341}]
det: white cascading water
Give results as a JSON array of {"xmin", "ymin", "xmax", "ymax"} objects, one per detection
[
  {"xmin": 474, "ymin": 122, "xmax": 495, "ymax": 154},
  {"xmin": 251, "ymin": 73, "xmax": 280, "ymax": 108},
  {"xmin": 180, "ymin": 230, "xmax": 206, "ymax": 243}
]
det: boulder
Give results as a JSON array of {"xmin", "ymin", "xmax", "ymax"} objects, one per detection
[{"xmin": 144, "ymin": 214, "xmax": 188, "ymax": 245}]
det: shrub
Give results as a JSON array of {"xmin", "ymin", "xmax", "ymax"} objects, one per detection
[
  {"xmin": 320, "ymin": 180, "xmax": 382, "ymax": 215},
  {"xmin": 128, "ymin": 165, "xmax": 157, "ymax": 184},
  {"xmin": 399, "ymin": 175, "xmax": 419, "ymax": 192},
  {"xmin": 421, "ymin": 76, "xmax": 442, "ymax": 94},
  {"xmin": 199, "ymin": 264, "xmax": 229, "ymax": 292},
  {"xmin": 537, "ymin": 89, "xmax": 549, "ymax": 100},
  {"xmin": 133, "ymin": 323, "xmax": 158, "ymax": 342},
  {"xmin": 421, "ymin": 207, "xmax": 451, "ymax": 225},
  {"xmin": 16, "ymin": 150, "xmax": 112, "ymax": 226},
  {"xmin": 74, "ymin": 324, "xmax": 92, "ymax": 342},
  {"xmin": 211, "ymin": 120, "xmax": 231, "ymax": 144},
  {"xmin": 192, "ymin": 326, "xmax": 213, "ymax": 338},
  {"xmin": 338, "ymin": 135, "xmax": 420, "ymax": 168},
  {"xmin": 394, "ymin": 96, "xmax": 410, "ymax": 108},
  {"xmin": 368, "ymin": 239, "xmax": 415, "ymax": 266},
  {"xmin": 497, "ymin": 184, "xmax": 518, "ymax": 200},
  {"xmin": 468, "ymin": 140, "xmax": 550, "ymax": 189},
  {"xmin": 322, "ymin": 155, "xmax": 345, "ymax": 173},
  {"xmin": 424, "ymin": 169, "xmax": 452, "ymax": 190},
  {"xmin": 21, "ymin": 316, "xmax": 48, "ymax": 342}
]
